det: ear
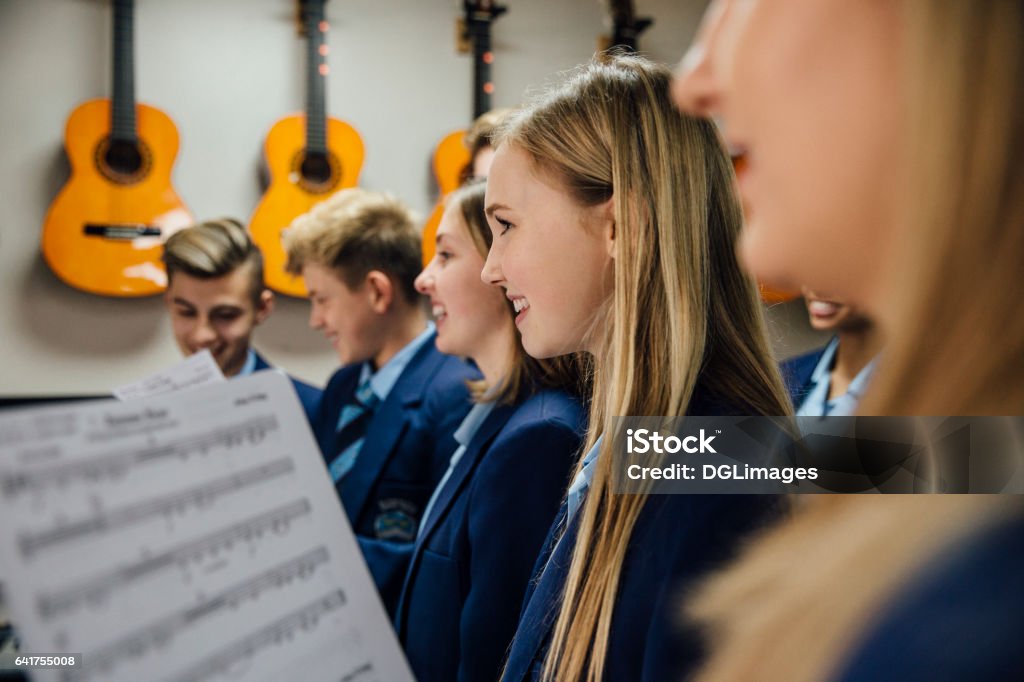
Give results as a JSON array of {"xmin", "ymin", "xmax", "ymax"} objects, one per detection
[
  {"xmin": 254, "ymin": 289, "xmax": 274, "ymax": 325},
  {"xmin": 599, "ymin": 195, "xmax": 616, "ymax": 259},
  {"xmin": 365, "ymin": 271, "xmax": 395, "ymax": 314}
]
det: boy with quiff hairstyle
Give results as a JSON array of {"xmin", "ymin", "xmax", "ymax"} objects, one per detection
[
  {"xmin": 162, "ymin": 218, "xmax": 321, "ymax": 422},
  {"xmin": 283, "ymin": 188, "xmax": 478, "ymax": 617}
]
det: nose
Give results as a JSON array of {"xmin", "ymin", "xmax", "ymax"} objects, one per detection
[
  {"xmin": 190, "ymin": 317, "xmax": 217, "ymax": 347},
  {"xmin": 308, "ymin": 304, "xmax": 322, "ymax": 331},
  {"xmin": 671, "ymin": 0, "xmax": 727, "ymax": 117},
  {"xmin": 480, "ymin": 241, "xmax": 505, "ymax": 287},
  {"xmin": 414, "ymin": 262, "xmax": 435, "ymax": 295}
]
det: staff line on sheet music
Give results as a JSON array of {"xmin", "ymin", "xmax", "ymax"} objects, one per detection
[
  {"xmin": 18, "ymin": 458, "xmax": 296, "ymax": 559},
  {"xmin": 85, "ymin": 417, "xmax": 180, "ymax": 444},
  {"xmin": 37, "ymin": 498, "xmax": 312, "ymax": 621},
  {"xmin": 64, "ymin": 546, "xmax": 331, "ymax": 682},
  {"xmin": 158, "ymin": 589, "xmax": 349, "ymax": 682},
  {"xmin": 1, "ymin": 415, "xmax": 279, "ymax": 500},
  {"xmin": 0, "ymin": 412, "xmax": 77, "ymax": 449}
]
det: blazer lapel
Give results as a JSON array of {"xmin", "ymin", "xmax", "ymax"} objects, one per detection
[
  {"xmin": 338, "ymin": 393, "xmax": 410, "ymax": 523},
  {"xmin": 505, "ymin": 504, "xmax": 578, "ymax": 681},
  {"xmin": 252, "ymin": 351, "xmax": 271, "ymax": 373},
  {"xmin": 394, "ymin": 404, "xmax": 515, "ymax": 635},
  {"xmin": 337, "ymin": 341, "xmax": 442, "ymax": 524},
  {"xmin": 416, "ymin": 403, "xmax": 514, "ymax": 545}
]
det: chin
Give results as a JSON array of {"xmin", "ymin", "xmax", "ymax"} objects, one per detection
[
  {"xmin": 738, "ymin": 235, "xmax": 802, "ymax": 294},
  {"xmin": 520, "ymin": 334, "xmax": 560, "ymax": 361},
  {"xmin": 434, "ymin": 337, "xmax": 461, "ymax": 357}
]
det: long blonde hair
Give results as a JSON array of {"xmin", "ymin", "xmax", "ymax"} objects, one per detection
[
  {"xmin": 495, "ymin": 52, "xmax": 791, "ymax": 682},
  {"xmin": 690, "ymin": 4, "xmax": 1024, "ymax": 680}
]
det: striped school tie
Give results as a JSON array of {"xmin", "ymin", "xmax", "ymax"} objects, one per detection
[{"xmin": 327, "ymin": 377, "xmax": 379, "ymax": 482}]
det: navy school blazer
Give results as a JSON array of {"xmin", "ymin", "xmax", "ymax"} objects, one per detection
[
  {"xmin": 501, "ymin": 388, "xmax": 787, "ymax": 682},
  {"xmin": 779, "ymin": 342, "xmax": 829, "ymax": 411},
  {"xmin": 252, "ymin": 352, "xmax": 321, "ymax": 424},
  {"xmin": 394, "ymin": 389, "xmax": 584, "ymax": 682},
  {"xmin": 835, "ymin": 512, "xmax": 1024, "ymax": 682},
  {"xmin": 311, "ymin": 336, "xmax": 479, "ymax": 614}
]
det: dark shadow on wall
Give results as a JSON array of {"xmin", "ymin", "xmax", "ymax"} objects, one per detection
[{"xmin": 15, "ymin": 255, "xmax": 166, "ymax": 357}]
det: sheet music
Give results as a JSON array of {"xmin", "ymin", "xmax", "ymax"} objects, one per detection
[
  {"xmin": 112, "ymin": 350, "xmax": 224, "ymax": 401},
  {"xmin": 0, "ymin": 371, "xmax": 414, "ymax": 682}
]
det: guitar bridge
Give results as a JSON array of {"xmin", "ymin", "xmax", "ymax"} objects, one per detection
[{"xmin": 83, "ymin": 223, "xmax": 162, "ymax": 240}]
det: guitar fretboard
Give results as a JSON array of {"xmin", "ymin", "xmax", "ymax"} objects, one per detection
[
  {"xmin": 304, "ymin": 1, "xmax": 328, "ymax": 155},
  {"xmin": 465, "ymin": 1, "xmax": 507, "ymax": 120},
  {"xmin": 111, "ymin": 0, "xmax": 137, "ymax": 142}
]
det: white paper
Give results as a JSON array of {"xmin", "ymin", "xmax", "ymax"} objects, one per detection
[
  {"xmin": 112, "ymin": 350, "xmax": 225, "ymax": 401},
  {"xmin": 0, "ymin": 371, "xmax": 414, "ymax": 682}
]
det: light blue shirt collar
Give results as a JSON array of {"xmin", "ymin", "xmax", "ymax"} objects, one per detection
[
  {"xmin": 358, "ymin": 321, "xmax": 436, "ymax": 402},
  {"xmin": 454, "ymin": 400, "xmax": 497, "ymax": 447},
  {"xmin": 236, "ymin": 349, "xmax": 258, "ymax": 377},
  {"xmin": 797, "ymin": 337, "xmax": 878, "ymax": 417},
  {"xmin": 417, "ymin": 400, "xmax": 497, "ymax": 540},
  {"xmin": 566, "ymin": 435, "xmax": 603, "ymax": 524}
]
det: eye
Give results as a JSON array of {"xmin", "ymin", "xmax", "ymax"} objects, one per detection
[
  {"xmin": 496, "ymin": 217, "xmax": 514, "ymax": 236},
  {"xmin": 437, "ymin": 250, "xmax": 454, "ymax": 263},
  {"xmin": 212, "ymin": 310, "xmax": 242, "ymax": 323},
  {"xmin": 174, "ymin": 307, "xmax": 196, "ymax": 318}
]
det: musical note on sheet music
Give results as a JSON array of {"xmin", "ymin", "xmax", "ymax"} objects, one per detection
[{"xmin": 0, "ymin": 372, "xmax": 414, "ymax": 682}]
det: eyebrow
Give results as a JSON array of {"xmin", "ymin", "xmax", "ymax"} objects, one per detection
[{"xmin": 485, "ymin": 202, "xmax": 512, "ymax": 218}]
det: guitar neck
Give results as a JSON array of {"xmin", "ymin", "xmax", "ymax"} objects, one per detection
[
  {"xmin": 304, "ymin": 1, "xmax": 328, "ymax": 155},
  {"xmin": 471, "ymin": 26, "xmax": 492, "ymax": 119},
  {"xmin": 111, "ymin": 0, "xmax": 136, "ymax": 142},
  {"xmin": 465, "ymin": 1, "xmax": 506, "ymax": 121}
]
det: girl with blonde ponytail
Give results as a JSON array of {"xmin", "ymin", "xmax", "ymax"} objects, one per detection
[{"xmin": 481, "ymin": 52, "xmax": 791, "ymax": 681}]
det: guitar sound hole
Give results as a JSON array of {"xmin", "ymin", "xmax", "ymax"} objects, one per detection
[
  {"xmin": 300, "ymin": 152, "xmax": 333, "ymax": 185},
  {"xmin": 105, "ymin": 139, "xmax": 144, "ymax": 176}
]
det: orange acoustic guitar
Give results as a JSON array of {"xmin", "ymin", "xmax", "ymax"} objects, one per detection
[
  {"xmin": 42, "ymin": 0, "xmax": 192, "ymax": 297},
  {"xmin": 421, "ymin": 0, "xmax": 507, "ymax": 265},
  {"xmin": 250, "ymin": 0, "xmax": 365, "ymax": 297}
]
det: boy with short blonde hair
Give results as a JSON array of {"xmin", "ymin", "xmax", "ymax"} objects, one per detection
[{"xmin": 284, "ymin": 189, "xmax": 477, "ymax": 615}]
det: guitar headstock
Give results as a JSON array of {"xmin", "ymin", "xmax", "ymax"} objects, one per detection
[
  {"xmin": 463, "ymin": 0, "xmax": 508, "ymax": 25},
  {"xmin": 296, "ymin": 0, "xmax": 328, "ymax": 36},
  {"xmin": 456, "ymin": 0, "xmax": 507, "ymax": 55},
  {"xmin": 598, "ymin": 0, "xmax": 652, "ymax": 53},
  {"xmin": 461, "ymin": 0, "xmax": 507, "ymax": 46}
]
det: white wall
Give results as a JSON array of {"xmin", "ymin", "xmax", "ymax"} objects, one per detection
[{"xmin": 2, "ymin": 0, "xmax": 821, "ymax": 397}]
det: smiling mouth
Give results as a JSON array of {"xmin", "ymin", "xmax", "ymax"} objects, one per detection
[{"xmin": 807, "ymin": 300, "xmax": 841, "ymax": 317}]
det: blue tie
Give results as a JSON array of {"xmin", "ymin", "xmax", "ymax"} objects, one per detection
[{"xmin": 328, "ymin": 377, "xmax": 379, "ymax": 482}]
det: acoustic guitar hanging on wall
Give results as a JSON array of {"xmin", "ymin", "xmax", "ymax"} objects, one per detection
[
  {"xmin": 250, "ymin": 0, "xmax": 365, "ymax": 298},
  {"xmin": 421, "ymin": 0, "xmax": 507, "ymax": 266},
  {"xmin": 41, "ymin": 0, "xmax": 193, "ymax": 297}
]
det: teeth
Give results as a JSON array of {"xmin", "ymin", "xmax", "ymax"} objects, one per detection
[
  {"xmin": 513, "ymin": 298, "xmax": 530, "ymax": 313},
  {"xmin": 808, "ymin": 300, "xmax": 838, "ymax": 316},
  {"xmin": 432, "ymin": 305, "xmax": 446, "ymax": 318}
]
